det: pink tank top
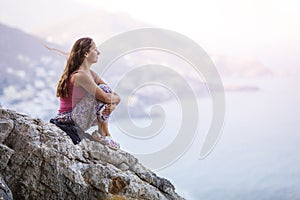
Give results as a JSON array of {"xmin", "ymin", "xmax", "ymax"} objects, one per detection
[{"xmin": 58, "ymin": 71, "xmax": 88, "ymax": 113}]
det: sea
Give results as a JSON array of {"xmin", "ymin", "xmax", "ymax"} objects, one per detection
[{"xmin": 109, "ymin": 76, "xmax": 300, "ymax": 200}]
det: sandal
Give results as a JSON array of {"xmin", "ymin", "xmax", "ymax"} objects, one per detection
[
  {"xmin": 92, "ymin": 131, "xmax": 120, "ymax": 150},
  {"xmin": 106, "ymin": 136, "xmax": 120, "ymax": 150},
  {"xmin": 92, "ymin": 131, "xmax": 109, "ymax": 145}
]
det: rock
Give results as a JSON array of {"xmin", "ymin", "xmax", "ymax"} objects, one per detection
[
  {"xmin": 0, "ymin": 175, "xmax": 13, "ymax": 200},
  {"xmin": 0, "ymin": 118, "xmax": 14, "ymax": 143},
  {"xmin": 0, "ymin": 144, "xmax": 14, "ymax": 170},
  {"xmin": 0, "ymin": 107, "xmax": 185, "ymax": 200}
]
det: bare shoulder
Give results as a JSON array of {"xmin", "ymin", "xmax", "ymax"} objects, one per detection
[
  {"xmin": 72, "ymin": 70, "xmax": 92, "ymax": 86},
  {"xmin": 90, "ymin": 69, "xmax": 105, "ymax": 84},
  {"xmin": 90, "ymin": 69, "xmax": 100, "ymax": 78},
  {"xmin": 72, "ymin": 70, "xmax": 89, "ymax": 79}
]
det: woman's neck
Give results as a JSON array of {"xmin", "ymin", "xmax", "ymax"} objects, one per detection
[{"xmin": 79, "ymin": 61, "xmax": 91, "ymax": 71}]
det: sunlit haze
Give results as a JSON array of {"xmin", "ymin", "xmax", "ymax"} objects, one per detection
[{"xmin": 1, "ymin": 0, "xmax": 299, "ymax": 75}]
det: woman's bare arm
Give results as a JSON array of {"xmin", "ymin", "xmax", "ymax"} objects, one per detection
[
  {"xmin": 90, "ymin": 70, "xmax": 121, "ymax": 105},
  {"xmin": 91, "ymin": 70, "xmax": 106, "ymax": 85},
  {"xmin": 72, "ymin": 71, "xmax": 120, "ymax": 104}
]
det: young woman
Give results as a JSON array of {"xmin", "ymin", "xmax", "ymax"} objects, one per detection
[{"xmin": 54, "ymin": 37, "xmax": 121, "ymax": 149}]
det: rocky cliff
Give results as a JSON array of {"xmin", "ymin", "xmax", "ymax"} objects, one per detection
[{"xmin": 0, "ymin": 106, "xmax": 184, "ymax": 200}]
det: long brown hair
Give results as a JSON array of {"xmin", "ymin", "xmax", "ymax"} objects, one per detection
[{"xmin": 56, "ymin": 37, "xmax": 93, "ymax": 98}]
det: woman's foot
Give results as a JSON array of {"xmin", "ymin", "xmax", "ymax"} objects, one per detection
[
  {"xmin": 106, "ymin": 136, "xmax": 120, "ymax": 150},
  {"xmin": 92, "ymin": 131, "xmax": 120, "ymax": 150},
  {"xmin": 92, "ymin": 131, "xmax": 107, "ymax": 144}
]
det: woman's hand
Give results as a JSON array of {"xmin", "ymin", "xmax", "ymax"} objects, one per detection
[
  {"xmin": 102, "ymin": 103, "xmax": 117, "ymax": 116},
  {"xmin": 112, "ymin": 92, "xmax": 121, "ymax": 104}
]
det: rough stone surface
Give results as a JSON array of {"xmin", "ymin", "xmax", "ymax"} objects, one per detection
[
  {"xmin": 0, "ymin": 175, "xmax": 13, "ymax": 200},
  {"xmin": 0, "ymin": 107, "xmax": 185, "ymax": 200}
]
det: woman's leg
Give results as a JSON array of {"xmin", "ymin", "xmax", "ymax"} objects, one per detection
[
  {"xmin": 97, "ymin": 121, "xmax": 110, "ymax": 137},
  {"xmin": 95, "ymin": 102, "xmax": 120, "ymax": 149},
  {"xmin": 95, "ymin": 117, "xmax": 120, "ymax": 149},
  {"xmin": 97, "ymin": 103, "xmax": 117, "ymax": 136}
]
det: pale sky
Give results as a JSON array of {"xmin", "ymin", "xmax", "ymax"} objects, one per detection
[
  {"xmin": 74, "ymin": 0, "xmax": 300, "ymax": 74},
  {"xmin": 1, "ymin": 0, "xmax": 299, "ymax": 72},
  {"xmin": 1, "ymin": 0, "xmax": 299, "ymax": 44},
  {"xmin": 74, "ymin": 0, "xmax": 300, "ymax": 42}
]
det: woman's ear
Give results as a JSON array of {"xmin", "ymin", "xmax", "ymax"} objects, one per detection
[{"xmin": 84, "ymin": 52, "xmax": 88, "ymax": 57}]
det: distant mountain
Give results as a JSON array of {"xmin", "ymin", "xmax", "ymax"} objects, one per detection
[
  {"xmin": 0, "ymin": 23, "xmax": 65, "ymax": 119},
  {"xmin": 212, "ymin": 55, "xmax": 273, "ymax": 78},
  {"xmin": 0, "ymin": 23, "xmax": 64, "ymax": 70},
  {"xmin": 36, "ymin": 10, "xmax": 151, "ymax": 46},
  {"xmin": 0, "ymin": 23, "xmax": 65, "ymax": 87}
]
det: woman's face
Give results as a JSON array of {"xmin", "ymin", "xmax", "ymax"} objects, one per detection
[{"xmin": 86, "ymin": 41, "xmax": 100, "ymax": 63}]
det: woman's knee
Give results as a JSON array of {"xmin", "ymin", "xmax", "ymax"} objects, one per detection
[{"xmin": 98, "ymin": 84, "xmax": 112, "ymax": 94}]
